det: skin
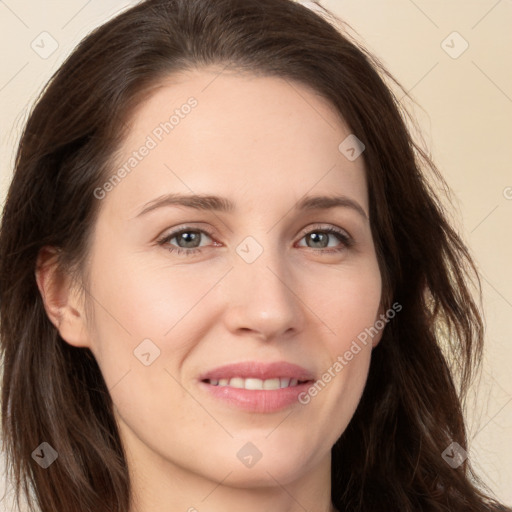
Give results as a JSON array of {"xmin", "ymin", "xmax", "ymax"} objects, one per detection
[{"xmin": 36, "ymin": 68, "xmax": 385, "ymax": 512}]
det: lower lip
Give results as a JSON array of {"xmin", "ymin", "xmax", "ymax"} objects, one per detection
[{"xmin": 198, "ymin": 380, "xmax": 313, "ymax": 413}]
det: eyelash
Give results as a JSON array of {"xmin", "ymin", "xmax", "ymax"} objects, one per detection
[{"xmin": 157, "ymin": 225, "xmax": 354, "ymax": 257}]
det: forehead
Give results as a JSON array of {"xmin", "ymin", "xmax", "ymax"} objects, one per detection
[{"xmin": 106, "ymin": 67, "xmax": 368, "ymax": 218}]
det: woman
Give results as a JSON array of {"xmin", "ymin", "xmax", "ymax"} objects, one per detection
[{"xmin": 0, "ymin": 0, "xmax": 510, "ymax": 511}]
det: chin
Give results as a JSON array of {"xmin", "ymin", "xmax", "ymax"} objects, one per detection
[{"xmin": 198, "ymin": 441, "xmax": 320, "ymax": 488}]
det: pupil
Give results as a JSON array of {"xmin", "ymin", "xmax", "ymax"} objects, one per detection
[
  {"xmin": 180, "ymin": 232, "xmax": 199, "ymax": 248},
  {"xmin": 309, "ymin": 232, "xmax": 327, "ymax": 248}
]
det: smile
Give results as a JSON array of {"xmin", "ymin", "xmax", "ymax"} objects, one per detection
[{"xmin": 204, "ymin": 377, "xmax": 310, "ymax": 390}]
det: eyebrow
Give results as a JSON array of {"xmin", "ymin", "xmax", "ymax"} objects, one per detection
[{"xmin": 135, "ymin": 193, "xmax": 368, "ymax": 221}]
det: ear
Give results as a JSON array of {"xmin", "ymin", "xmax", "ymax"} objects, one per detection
[
  {"xmin": 371, "ymin": 303, "xmax": 387, "ymax": 349},
  {"xmin": 35, "ymin": 246, "xmax": 91, "ymax": 348}
]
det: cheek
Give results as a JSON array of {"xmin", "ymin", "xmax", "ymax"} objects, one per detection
[
  {"xmin": 87, "ymin": 250, "xmax": 220, "ymax": 352},
  {"xmin": 310, "ymin": 258, "xmax": 382, "ymax": 352},
  {"xmin": 304, "ymin": 328, "xmax": 373, "ymax": 448},
  {"xmin": 300, "ymin": 258, "xmax": 380, "ymax": 423},
  {"xmin": 81, "ymin": 247, "xmax": 202, "ymax": 392}
]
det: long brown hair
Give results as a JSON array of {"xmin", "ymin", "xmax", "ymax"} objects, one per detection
[{"xmin": 0, "ymin": 1, "xmax": 509, "ymax": 511}]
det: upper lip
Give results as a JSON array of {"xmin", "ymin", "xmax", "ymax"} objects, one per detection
[{"xmin": 198, "ymin": 361, "xmax": 315, "ymax": 382}]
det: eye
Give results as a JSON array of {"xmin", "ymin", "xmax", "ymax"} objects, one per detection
[
  {"xmin": 157, "ymin": 224, "xmax": 354, "ymax": 257},
  {"xmin": 157, "ymin": 227, "xmax": 216, "ymax": 256},
  {"xmin": 296, "ymin": 225, "xmax": 353, "ymax": 253}
]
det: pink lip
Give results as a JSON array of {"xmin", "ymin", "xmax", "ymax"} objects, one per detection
[
  {"xmin": 198, "ymin": 361, "xmax": 315, "ymax": 382},
  {"xmin": 197, "ymin": 361, "xmax": 315, "ymax": 413}
]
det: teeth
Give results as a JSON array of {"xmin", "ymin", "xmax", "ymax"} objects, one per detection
[
  {"xmin": 229, "ymin": 377, "xmax": 245, "ymax": 389},
  {"xmin": 263, "ymin": 378, "xmax": 280, "ymax": 390},
  {"xmin": 207, "ymin": 377, "xmax": 306, "ymax": 389},
  {"xmin": 280, "ymin": 378, "xmax": 290, "ymax": 388},
  {"xmin": 245, "ymin": 378, "xmax": 263, "ymax": 390}
]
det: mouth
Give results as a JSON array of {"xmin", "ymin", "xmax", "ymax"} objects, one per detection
[{"xmin": 197, "ymin": 361, "xmax": 316, "ymax": 413}]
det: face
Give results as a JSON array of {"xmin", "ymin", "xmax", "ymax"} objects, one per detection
[{"xmin": 67, "ymin": 69, "xmax": 384, "ymax": 489}]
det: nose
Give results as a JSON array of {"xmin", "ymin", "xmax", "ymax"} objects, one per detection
[{"xmin": 220, "ymin": 241, "xmax": 306, "ymax": 342}]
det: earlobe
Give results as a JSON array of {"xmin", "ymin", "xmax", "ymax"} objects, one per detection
[{"xmin": 35, "ymin": 246, "xmax": 91, "ymax": 348}]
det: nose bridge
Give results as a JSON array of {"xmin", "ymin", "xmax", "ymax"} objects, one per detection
[
  {"xmin": 221, "ymin": 231, "xmax": 303, "ymax": 339},
  {"xmin": 235, "ymin": 232, "xmax": 293, "ymax": 303}
]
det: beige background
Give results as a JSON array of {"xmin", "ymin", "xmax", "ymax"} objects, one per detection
[{"xmin": 0, "ymin": 0, "xmax": 511, "ymax": 509}]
